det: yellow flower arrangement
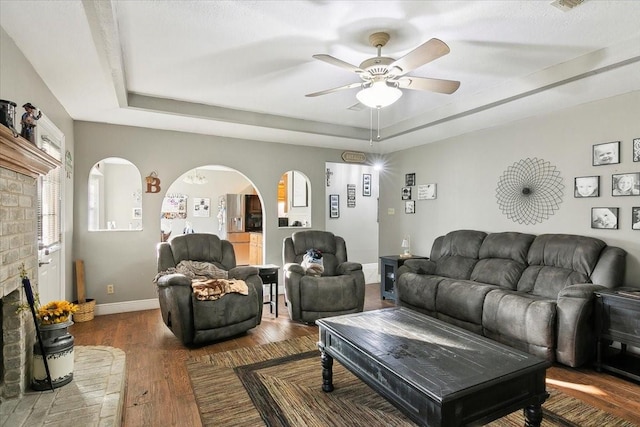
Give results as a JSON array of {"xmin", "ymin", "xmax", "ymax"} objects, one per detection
[{"xmin": 37, "ymin": 300, "xmax": 78, "ymax": 325}]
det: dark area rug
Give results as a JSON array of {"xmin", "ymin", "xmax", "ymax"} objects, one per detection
[{"xmin": 186, "ymin": 335, "xmax": 634, "ymax": 427}]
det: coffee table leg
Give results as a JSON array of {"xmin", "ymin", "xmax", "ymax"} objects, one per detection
[
  {"xmin": 319, "ymin": 345, "xmax": 334, "ymax": 392},
  {"xmin": 523, "ymin": 404, "xmax": 543, "ymax": 427}
]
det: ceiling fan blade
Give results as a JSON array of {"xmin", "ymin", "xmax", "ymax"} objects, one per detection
[
  {"xmin": 305, "ymin": 82, "xmax": 363, "ymax": 97},
  {"xmin": 312, "ymin": 54, "xmax": 365, "ymax": 74},
  {"xmin": 389, "ymin": 38, "xmax": 451, "ymax": 76},
  {"xmin": 396, "ymin": 76, "xmax": 460, "ymax": 94}
]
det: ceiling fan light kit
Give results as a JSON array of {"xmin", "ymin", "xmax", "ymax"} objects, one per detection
[{"xmin": 356, "ymin": 81, "xmax": 403, "ymax": 108}]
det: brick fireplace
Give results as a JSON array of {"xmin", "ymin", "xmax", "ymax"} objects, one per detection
[{"xmin": 0, "ymin": 124, "xmax": 60, "ymax": 399}]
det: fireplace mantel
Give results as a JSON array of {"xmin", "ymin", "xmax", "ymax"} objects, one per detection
[{"xmin": 0, "ymin": 124, "xmax": 61, "ymax": 177}]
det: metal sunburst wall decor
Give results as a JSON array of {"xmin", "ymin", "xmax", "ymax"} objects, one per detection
[{"xmin": 496, "ymin": 157, "xmax": 564, "ymax": 225}]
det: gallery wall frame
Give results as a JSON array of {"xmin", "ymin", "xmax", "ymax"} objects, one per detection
[
  {"xmin": 347, "ymin": 184, "xmax": 356, "ymax": 207},
  {"xmin": 402, "ymin": 187, "xmax": 411, "ymax": 200},
  {"xmin": 592, "ymin": 141, "xmax": 620, "ymax": 166},
  {"xmin": 417, "ymin": 183, "xmax": 437, "ymax": 200},
  {"xmin": 632, "ymin": 206, "xmax": 640, "ymax": 230},
  {"xmin": 405, "ymin": 200, "xmax": 415, "ymax": 214},
  {"xmin": 612, "ymin": 172, "xmax": 640, "ymax": 196},
  {"xmin": 329, "ymin": 194, "xmax": 339, "ymax": 218},
  {"xmin": 574, "ymin": 176, "xmax": 599, "ymax": 198},
  {"xmin": 633, "ymin": 138, "xmax": 640, "ymax": 162},
  {"xmin": 591, "ymin": 207, "xmax": 619, "ymax": 229},
  {"xmin": 362, "ymin": 174, "xmax": 371, "ymax": 196},
  {"xmin": 405, "ymin": 173, "xmax": 416, "ymax": 186}
]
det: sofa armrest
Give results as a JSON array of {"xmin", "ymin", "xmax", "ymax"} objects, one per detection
[
  {"xmin": 555, "ymin": 283, "xmax": 606, "ymax": 367},
  {"xmin": 337, "ymin": 261, "xmax": 362, "ymax": 275},
  {"xmin": 396, "ymin": 259, "xmax": 436, "ymax": 280}
]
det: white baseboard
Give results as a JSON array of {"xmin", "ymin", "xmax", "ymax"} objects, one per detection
[{"xmin": 94, "ymin": 298, "xmax": 160, "ymax": 316}]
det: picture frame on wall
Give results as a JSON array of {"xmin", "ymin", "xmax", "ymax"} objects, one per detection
[
  {"xmin": 132, "ymin": 207, "xmax": 142, "ymax": 219},
  {"xmin": 405, "ymin": 200, "xmax": 415, "ymax": 214},
  {"xmin": 405, "ymin": 173, "xmax": 416, "ymax": 186},
  {"xmin": 193, "ymin": 197, "xmax": 211, "ymax": 217},
  {"xmin": 347, "ymin": 184, "xmax": 356, "ymax": 207},
  {"xmin": 362, "ymin": 174, "xmax": 371, "ymax": 196},
  {"xmin": 591, "ymin": 207, "xmax": 618, "ymax": 229},
  {"xmin": 632, "ymin": 207, "xmax": 640, "ymax": 230},
  {"xmin": 592, "ymin": 141, "xmax": 620, "ymax": 166},
  {"xmin": 329, "ymin": 194, "xmax": 339, "ymax": 218},
  {"xmin": 402, "ymin": 186, "xmax": 412, "ymax": 200},
  {"xmin": 574, "ymin": 176, "xmax": 599, "ymax": 198},
  {"xmin": 612, "ymin": 172, "xmax": 640, "ymax": 196},
  {"xmin": 417, "ymin": 183, "xmax": 437, "ymax": 200},
  {"xmin": 633, "ymin": 138, "xmax": 640, "ymax": 162}
]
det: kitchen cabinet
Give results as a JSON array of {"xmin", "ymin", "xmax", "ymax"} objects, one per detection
[
  {"xmin": 249, "ymin": 233, "xmax": 263, "ymax": 265},
  {"xmin": 228, "ymin": 232, "xmax": 250, "ymax": 265}
]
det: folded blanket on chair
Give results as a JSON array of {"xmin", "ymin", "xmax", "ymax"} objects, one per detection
[
  {"xmin": 191, "ymin": 279, "xmax": 249, "ymax": 301},
  {"xmin": 154, "ymin": 260, "xmax": 228, "ymax": 282}
]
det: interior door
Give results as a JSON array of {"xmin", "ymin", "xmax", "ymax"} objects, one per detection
[{"xmin": 37, "ymin": 115, "xmax": 65, "ymax": 304}]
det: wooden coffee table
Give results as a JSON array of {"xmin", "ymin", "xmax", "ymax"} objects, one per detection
[{"xmin": 317, "ymin": 307, "xmax": 550, "ymax": 427}]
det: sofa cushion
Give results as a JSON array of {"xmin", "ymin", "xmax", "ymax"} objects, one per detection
[
  {"xmin": 526, "ymin": 234, "xmax": 606, "ymax": 276},
  {"xmin": 439, "ymin": 230, "xmax": 487, "ymax": 258},
  {"xmin": 435, "ymin": 279, "xmax": 498, "ymax": 326},
  {"xmin": 300, "ymin": 275, "xmax": 358, "ymax": 312},
  {"xmin": 470, "ymin": 232, "xmax": 534, "ymax": 289},
  {"xmin": 518, "ymin": 234, "xmax": 605, "ymax": 298},
  {"xmin": 482, "ymin": 289, "xmax": 557, "ymax": 361},
  {"xmin": 432, "ymin": 230, "xmax": 487, "ymax": 280}
]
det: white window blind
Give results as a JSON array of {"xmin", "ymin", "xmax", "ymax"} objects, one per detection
[{"xmin": 38, "ymin": 136, "xmax": 62, "ymax": 249}]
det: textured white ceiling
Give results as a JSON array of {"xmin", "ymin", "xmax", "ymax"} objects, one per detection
[{"xmin": 1, "ymin": 1, "xmax": 639, "ymax": 153}]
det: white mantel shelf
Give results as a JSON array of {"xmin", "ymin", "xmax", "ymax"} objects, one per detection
[{"xmin": 0, "ymin": 124, "xmax": 61, "ymax": 177}]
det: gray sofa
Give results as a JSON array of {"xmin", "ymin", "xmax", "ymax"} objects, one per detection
[
  {"xmin": 156, "ymin": 233, "xmax": 263, "ymax": 346},
  {"xmin": 396, "ymin": 230, "xmax": 626, "ymax": 367}
]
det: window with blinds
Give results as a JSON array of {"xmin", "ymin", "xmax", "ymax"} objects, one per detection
[{"xmin": 38, "ymin": 136, "xmax": 62, "ymax": 249}]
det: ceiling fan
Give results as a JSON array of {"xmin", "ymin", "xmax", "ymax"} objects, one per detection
[{"xmin": 306, "ymin": 32, "xmax": 460, "ymax": 108}]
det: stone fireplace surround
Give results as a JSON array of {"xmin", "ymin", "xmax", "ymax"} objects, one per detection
[{"xmin": 0, "ymin": 125, "xmax": 60, "ymax": 399}]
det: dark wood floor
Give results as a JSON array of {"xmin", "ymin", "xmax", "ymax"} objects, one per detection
[{"xmin": 70, "ymin": 284, "xmax": 640, "ymax": 426}]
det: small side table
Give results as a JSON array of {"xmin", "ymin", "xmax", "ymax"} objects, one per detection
[
  {"xmin": 255, "ymin": 264, "xmax": 279, "ymax": 317},
  {"xmin": 379, "ymin": 255, "xmax": 428, "ymax": 301},
  {"xmin": 594, "ymin": 287, "xmax": 640, "ymax": 381}
]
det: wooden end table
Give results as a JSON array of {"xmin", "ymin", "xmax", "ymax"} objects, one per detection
[
  {"xmin": 594, "ymin": 287, "xmax": 640, "ymax": 381},
  {"xmin": 254, "ymin": 264, "xmax": 279, "ymax": 317},
  {"xmin": 379, "ymin": 255, "xmax": 427, "ymax": 301}
]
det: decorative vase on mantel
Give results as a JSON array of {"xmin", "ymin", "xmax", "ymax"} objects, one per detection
[{"xmin": 31, "ymin": 319, "xmax": 75, "ymax": 391}]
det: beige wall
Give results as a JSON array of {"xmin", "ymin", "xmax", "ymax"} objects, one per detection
[{"xmin": 380, "ymin": 91, "xmax": 640, "ymax": 287}]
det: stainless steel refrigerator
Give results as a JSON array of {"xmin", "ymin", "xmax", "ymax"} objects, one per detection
[{"xmin": 219, "ymin": 194, "xmax": 250, "ymax": 264}]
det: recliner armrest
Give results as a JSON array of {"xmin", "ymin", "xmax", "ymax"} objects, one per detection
[
  {"xmin": 337, "ymin": 261, "xmax": 362, "ymax": 275},
  {"xmin": 156, "ymin": 273, "xmax": 192, "ymax": 288},
  {"xmin": 283, "ymin": 263, "xmax": 305, "ymax": 276},
  {"xmin": 228, "ymin": 265, "xmax": 259, "ymax": 281},
  {"xmin": 558, "ymin": 283, "xmax": 606, "ymax": 299}
]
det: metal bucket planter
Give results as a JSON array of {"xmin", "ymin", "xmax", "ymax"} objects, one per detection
[{"xmin": 31, "ymin": 319, "xmax": 75, "ymax": 391}]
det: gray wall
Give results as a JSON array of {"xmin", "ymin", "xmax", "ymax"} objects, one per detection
[
  {"xmin": 379, "ymin": 91, "xmax": 640, "ymax": 287},
  {"xmin": 72, "ymin": 121, "xmax": 358, "ymax": 303},
  {"xmin": 1, "ymin": 27, "xmax": 75, "ymax": 298}
]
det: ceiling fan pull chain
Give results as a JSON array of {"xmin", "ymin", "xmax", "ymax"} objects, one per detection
[
  {"xmin": 377, "ymin": 107, "xmax": 381, "ymax": 140},
  {"xmin": 369, "ymin": 107, "xmax": 373, "ymax": 146}
]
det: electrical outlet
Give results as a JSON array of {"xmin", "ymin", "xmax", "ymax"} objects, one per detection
[{"xmin": 107, "ymin": 284, "xmax": 114, "ymax": 294}]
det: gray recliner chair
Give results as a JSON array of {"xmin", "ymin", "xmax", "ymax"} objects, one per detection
[
  {"xmin": 156, "ymin": 233, "xmax": 263, "ymax": 346},
  {"xmin": 283, "ymin": 230, "xmax": 365, "ymax": 323}
]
